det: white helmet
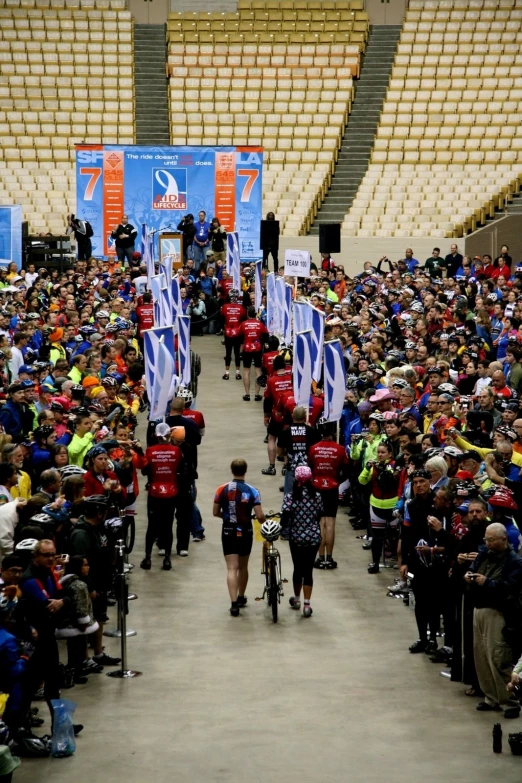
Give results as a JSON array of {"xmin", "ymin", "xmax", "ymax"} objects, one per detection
[
  {"xmin": 260, "ymin": 519, "xmax": 282, "ymax": 542},
  {"xmin": 59, "ymin": 465, "xmax": 87, "ymax": 480},
  {"xmin": 15, "ymin": 538, "xmax": 38, "ymax": 552},
  {"xmin": 177, "ymin": 388, "xmax": 193, "ymax": 403}
]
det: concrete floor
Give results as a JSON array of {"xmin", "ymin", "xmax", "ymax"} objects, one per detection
[{"xmin": 18, "ymin": 336, "xmax": 522, "ymax": 782}]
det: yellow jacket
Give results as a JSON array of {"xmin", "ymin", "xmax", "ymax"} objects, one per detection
[
  {"xmin": 454, "ymin": 433, "xmax": 522, "ymax": 467},
  {"xmin": 11, "ymin": 470, "xmax": 31, "ymax": 500}
]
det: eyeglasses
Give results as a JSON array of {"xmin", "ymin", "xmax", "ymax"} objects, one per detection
[
  {"xmin": 39, "ymin": 552, "xmax": 56, "ymax": 558},
  {"xmin": 484, "ymin": 537, "xmax": 502, "ymax": 543}
]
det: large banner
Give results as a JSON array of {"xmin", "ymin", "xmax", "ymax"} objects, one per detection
[
  {"xmin": 0, "ymin": 205, "xmax": 22, "ymax": 270},
  {"xmin": 75, "ymin": 145, "xmax": 263, "ymax": 260}
]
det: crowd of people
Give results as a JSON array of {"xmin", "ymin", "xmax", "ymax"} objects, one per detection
[
  {"xmin": 211, "ymin": 240, "xmax": 522, "ymax": 724},
  {"xmin": 2, "ymin": 233, "xmax": 522, "ymax": 770}
]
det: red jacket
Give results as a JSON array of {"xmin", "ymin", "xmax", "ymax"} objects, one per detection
[
  {"xmin": 83, "ymin": 469, "xmax": 127, "ymax": 505},
  {"xmin": 136, "ymin": 304, "xmax": 154, "ymax": 336},
  {"xmin": 143, "ymin": 443, "xmax": 183, "ymax": 498}
]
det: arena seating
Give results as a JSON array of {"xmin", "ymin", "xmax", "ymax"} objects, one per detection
[
  {"xmin": 342, "ymin": 0, "xmax": 522, "ymax": 239},
  {"xmin": 167, "ymin": 1, "xmax": 368, "ymax": 236},
  {"xmin": 0, "ymin": 0, "xmax": 133, "ymax": 234}
]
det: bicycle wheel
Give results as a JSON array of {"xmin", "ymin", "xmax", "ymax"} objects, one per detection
[
  {"xmin": 270, "ymin": 558, "xmax": 279, "ymax": 623},
  {"xmin": 124, "ymin": 516, "xmax": 135, "ymax": 555}
]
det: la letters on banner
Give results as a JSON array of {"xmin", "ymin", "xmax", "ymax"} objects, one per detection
[{"xmin": 284, "ymin": 249, "xmax": 311, "ymax": 278}]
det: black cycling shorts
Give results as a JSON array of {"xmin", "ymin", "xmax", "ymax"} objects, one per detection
[
  {"xmin": 318, "ymin": 488, "xmax": 339, "ymax": 517},
  {"xmin": 242, "ymin": 351, "xmax": 262, "ymax": 369},
  {"xmin": 267, "ymin": 418, "xmax": 284, "ymax": 438},
  {"xmin": 222, "ymin": 531, "xmax": 253, "ymax": 557}
]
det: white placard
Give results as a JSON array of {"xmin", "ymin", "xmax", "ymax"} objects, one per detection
[{"xmin": 284, "ymin": 249, "xmax": 311, "ymax": 278}]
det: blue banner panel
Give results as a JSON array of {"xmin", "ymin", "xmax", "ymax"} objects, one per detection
[
  {"xmin": 75, "ymin": 145, "xmax": 263, "ymax": 260},
  {"xmin": 0, "ymin": 205, "xmax": 22, "ymax": 269}
]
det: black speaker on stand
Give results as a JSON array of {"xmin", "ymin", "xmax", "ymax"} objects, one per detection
[{"xmin": 319, "ymin": 223, "xmax": 341, "ymax": 255}]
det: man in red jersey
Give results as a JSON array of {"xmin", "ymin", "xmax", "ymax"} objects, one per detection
[
  {"xmin": 221, "ymin": 289, "xmax": 246, "ymax": 381},
  {"xmin": 261, "ymin": 335, "xmax": 280, "ymax": 377},
  {"xmin": 238, "ymin": 306, "xmax": 268, "ymax": 402},
  {"xmin": 176, "ymin": 388, "xmax": 205, "ymax": 437},
  {"xmin": 136, "ymin": 291, "xmax": 154, "ymax": 339},
  {"xmin": 262, "ymin": 355, "xmax": 293, "ymax": 475},
  {"xmin": 308, "ymin": 423, "xmax": 349, "ymax": 570},
  {"xmin": 278, "ymin": 389, "xmax": 324, "ymax": 427},
  {"xmin": 140, "ymin": 422, "xmax": 184, "ymax": 572}
]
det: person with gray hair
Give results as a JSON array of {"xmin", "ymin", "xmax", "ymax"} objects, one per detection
[
  {"xmin": 425, "ymin": 455, "xmax": 448, "ymax": 491},
  {"xmin": 465, "ymin": 522, "xmax": 522, "ymax": 718}
]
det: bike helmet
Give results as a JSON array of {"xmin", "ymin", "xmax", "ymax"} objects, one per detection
[
  {"xmin": 260, "ymin": 519, "xmax": 282, "ymax": 542},
  {"xmin": 15, "ymin": 538, "xmax": 38, "ymax": 552},
  {"xmin": 79, "ymin": 325, "xmax": 97, "ymax": 336},
  {"xmin": 369, "ymin": 412, "xmax": 385, "ymax": 422},
  {"xmin": 229, "ymin": 288, "xmax": 240, "ymax": 301},
  {"xmin": 279, "ymin": 346, "xmax": 293, "ymax": 364},
  {"xmin": 58, "ymin": 465, "xmax": 87, "ymax": 480},
  {"xmin": 105, "ymin": 323, "xmax": 119, "ymax": 334},
  {"xmin": 0, "ymin": 591, "xmax": 17, "ymax": 614},
  {"xmin": 495, "ymin": 425, "xmax": 517, "ymax": 443},
  {"xmin": 101, "ymin": 376, "xmax": 117, "ymax": 387},
  {"xmin": 96, "ymin": 310, "xmax": 110, "ymax": 319},
  {"xmin": 49, "ymin": 401, "xmax": 65, "ymax": 413},
  {"xmin": 33, "ymin": 361, "xmax": 49, "ymax": 371},
  {"xmin": 26, "ymin": 312, "xmax": 40, "ymax": 321},
  {"xmin": 88, "ymin": 402, "xmax": 106, "ymax": 415},
  {"xmin": 410, "ymin": 302, "xmax": 424, "ymax": 314},
  {"xmin": 438, "ymin": 383, "xmax": 459, "ymax": 397},
  {"xmin": 444, "ymin": 445, "xmax": 463, "ymax": 458},
  {"xmin": 489, "ymin": 486, "xmax": 518, "ymax": 511},
  {"xmin": 390, "ymin": 378, "xmax": 409, "ymax": 389},
  {"xmin": 105, "ymin": 517, "xmax": 124, "ymax": 533},
  {"xmin": 294, "ymin": 465, "xmax": 312, "ymax": 484},
  {"xmin": 29, "ymin": 513, "xmax": 56, "ymax": 530},
  {"xmin": 405, "ymin": 341, "xmax": 417, "ymax": 350},
  {"xmin": 83, "ymin": 494, "xmax": 109, "ymax": 509},
  {"xmin": 177, "ymin": 388, "xmax": 193, "ymax": 403}
]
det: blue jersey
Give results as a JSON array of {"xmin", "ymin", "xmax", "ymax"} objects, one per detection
[{"xmin": 214, "ymin": 480, "xmax": 261, "ymax": 533}]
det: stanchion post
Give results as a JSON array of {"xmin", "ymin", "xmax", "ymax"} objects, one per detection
[{"xmin": 107, "ymin": 539, "xmax": 142, "ymax": 679}]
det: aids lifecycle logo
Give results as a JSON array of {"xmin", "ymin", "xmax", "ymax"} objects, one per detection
[{"xmin": 152, "ymin": 168, "xmax": 187, "ymax": 210}]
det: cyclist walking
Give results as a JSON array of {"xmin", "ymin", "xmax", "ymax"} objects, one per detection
[
  {"xmin": 213, "ymin": 459, "xmax": 265, "ymax": 616},
  {"xmin": 281, "ymin": 466, "xmax": 323, "ymax": 617}
]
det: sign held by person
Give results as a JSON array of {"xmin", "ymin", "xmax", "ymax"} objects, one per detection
[{"xmin": 284, "ymin": 249, "xmax": 311, "ymax": 278}]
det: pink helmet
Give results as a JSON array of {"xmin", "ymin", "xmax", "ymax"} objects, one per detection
[{"xmin": 295, "ymin": 465, "xmax": 312, "ymax": 484}]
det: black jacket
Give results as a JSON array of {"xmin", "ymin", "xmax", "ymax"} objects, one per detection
[
  {"xmin": 402, "ymin": 492, "xmax": 449, "ymax": 571},
  {"xmin": 69, "ymin": 517, "xmax": 112, "ymax": 592},
  {"xmin": 469, "ymin": 544, "xmax": 522, "ymax": 618},
  {"xmin": 111, "ymin": 223, "xmax": 137, "ymax": 249},
  {"xmin": 177, "ymin": 219, "xmax": 196, "ymax": 247}
]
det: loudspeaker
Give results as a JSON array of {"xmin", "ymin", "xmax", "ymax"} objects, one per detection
[
  {"xmin": 319, "ymin": 223, "xmax": 341, "ymax": 254},
  {"xmin": 260, "ymin": 219, "xmax": 280, "ymax": 250}
]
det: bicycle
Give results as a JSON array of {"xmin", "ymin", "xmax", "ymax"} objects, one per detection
[{"xmin": 255, "ymin": 517, "xmax": 286, "ymax": 623}]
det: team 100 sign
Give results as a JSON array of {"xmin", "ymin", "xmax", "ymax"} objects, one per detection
[{"xmin": 284, "ymin": 249, "xmax": 311, "ymax": 278}]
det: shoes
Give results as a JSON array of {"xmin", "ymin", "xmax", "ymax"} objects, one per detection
[
  {"xmin": 263, "ymin": 435, "xmax": 268, "ymax": 443},
  {"xmin": 106, "ymin": 598, "xmax": 116, "ymax": 607},
  {"xmin": 325, "ymin": 555, "xmax": 337, "ymax": 569},
  {"xmin": 178, "ymin": 550, "xmax": 189, "ymax": 557},
  {"xmin": 424, "ymin": 640, "xmax": 438, "ymax": 655},
  {"xmin": 237, "ymin": 595, "xmax": 247, "ymax": 607},
  {"xmin": 280, "ymin": 530, "xmax": 290, "ymax": 540},
  {"xmin": 281, "ymin": 465, "xmax": 287, "ymax": 475},
  {"xmin": 230, "ymin": 602, "xmax": 240, "ymax": 617},
  {"xmin": 254, "ymin": 394, "xmax": 262, "ymax": 401},
  {"xmin": 74, "ymin": 674, "xmax": 88, "ymax": 685},
  {"xmin": 28, "ymin": 715, "xmax": 44, "ymax": 727},
  {"xmin": 276, "ymin": 455, "xmax": 284, "ymax": 462},
  {"xmin": 387, "ymin": 581, "xmax": 407, "ymax": 594},
  {"xmin": 261, "ymin": 465, "xmax": 276, "ymax": 475},
  {"xmin": 289, "ymin": 596, "xmax": 301, "ymax": 610},
  {"xmin": 465, "ymin": 687, "xmax": 484, "ymax": 698},
  {"xmin": 279, "ymin": 485, "xmax": 284, "ymax": 492},
  {"xmin": 222, "ymin": 372, "xmax": 229, "ymax": 380},
  {"xmin": 33, "ymin": 687, "xmax": 45, "ymax": 700},
  {"xmin": 73, "ymin": 724, "xmax": 84, "ymax": 736},
  {"xmin": 243, "ymin": 394, "xmax": 251, "ymax": 401},
  {"xmin": 504, "ymin": 707, "xmax": 521, "ymax": 719},
  {"xmin": 12, "ymin": 730, "xmax": 50, "ymax": 758},
  {"xmin": 93, "ymin": 652, "xmax": 121, "ymax": 666},
  {"xmin": 429, "ymin": 646, "xmax": 453, "ymax": 664},
  {"xmin": 140, "ymin": 556, "xmax": 151, "ymax": 570},
  {"xmin": 303, "ymin": 605, "xmax": 313, "ymax": 618},
  {"xmin": 367, "ymin": 563, "xmax": 380, "ymax": 574},
  {"xmin": 409, "ymin": 640, "xmax": 429, "ymax": 654},
  {"xmin": 476, "ymin": 702, "xmax": 502, "ymax": 712},
  {"xmin": 362, "ymin": 541, "xmax": 372, "ymax": 551},
  {"xmin": 235, "ymin": 371, "xmax": 242, "ymax": 380},
  {"xmin": 162, "ymin": 557, "xmax": 172, "ymax": 571},
  {"xmin": 81, "ymin": 658, "xmax": 103, "ymax": 674},
  {"xmin": 314, "ymin": 557, "xmax": 327, "ymax": 569},
  {"xmin": 192, "ymin": 535, "xmax": 205, "ymax": 542},
  {"xmin": 157, "ymin": 548, "xmax": 166, "ymax": 556}
]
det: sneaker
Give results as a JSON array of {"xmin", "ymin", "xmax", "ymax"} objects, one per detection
[
  {"xmin": 140, "ymin": 556, "xmax": 151, "ymax": 570},
  {"xmin": 81, "ymin": 658, "xmax": 103, "ymax": 674},
  {"xmin": 157, "ymin": 548, "xmax": 166, "ymax": 556},
  {"xmin": 387, "ymin": 581, "xmax": 407, "ymax": 594},
  {"xmin": 409, "ymin": 640, "xmax": 428, "ymax": 654},
  {"xmin": 235, "ymin": 371, "xmax": 242, "ymax": 380},
  {"xmin": 367, "ymin": 562, "xmax": 380, "ymax": 574},
  {"xmin": 237, "ymin": 595, "xmax": 247, "ymax": 607},
  {"xmin": 254, "ymin": 394, "xmax": 262, "ymax": 401},
  {"xmin": 162, "ymin": 557, "xmax": 172, "ymax": 571},
  {"xmin": 74, "ymin": 674, "xmax": 89, "ymax": 685},
  {"xmin": 93, "ymin": 652, "xmax": 121, "ymax": 666},
  {"xmin": 303, "ymin": 604, "xmax": 313, "ymax": 618},
  {"xmin": 73, "ymin": 724, "xmax": 84, "ymax": 736},
  {"xmin": 178, "ymin": 550, "xmax": 189, "ymax": 557},
  {"xmin": 261, "ymin": 465, "xmax": 276, "ymax": 475},
  {"xmin": 424, "ymin": 640, "xmax": 438, "ymax": 655},
  {"xmin": 289, "ymin": 596, "xmax": 301, "ymax": 610},
  {"xmin": 230, "ymin": 602, "xmax": 240, "ymax": 617},
  {"xmin": 314, "ymin": 557, "xmax": 327, "ymax": 569},
  {"xmin": 242, "ymin": 394, "xmax": 251, "ymax": 401},
  {"xmin": 326, "ymin": 556, "xmax": 338, "ymax": 569},
  {"xmin": 361, "ymin": 541, "xmax": 372, "ymax": 550},
  {"xmin": 222, "ymin": 372, "xmax": 229, "ymax": 380},
  {"xmin": 192, "ymin": 535, "xmax": 205, "ymax": 542}
]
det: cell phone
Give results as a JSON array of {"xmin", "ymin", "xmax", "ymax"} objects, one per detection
[
  {"xmin": 469, "ymin": 573, "xmax": 478, "ymax": 579},
  {"xmin": 55, "ymin": 554, "xmax": 69, "ymax": 564}
]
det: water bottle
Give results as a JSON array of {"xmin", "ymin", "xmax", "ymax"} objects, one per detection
[{"xmin": 493, "ymin": 723, "xmax": 502, "ymax": 754}]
